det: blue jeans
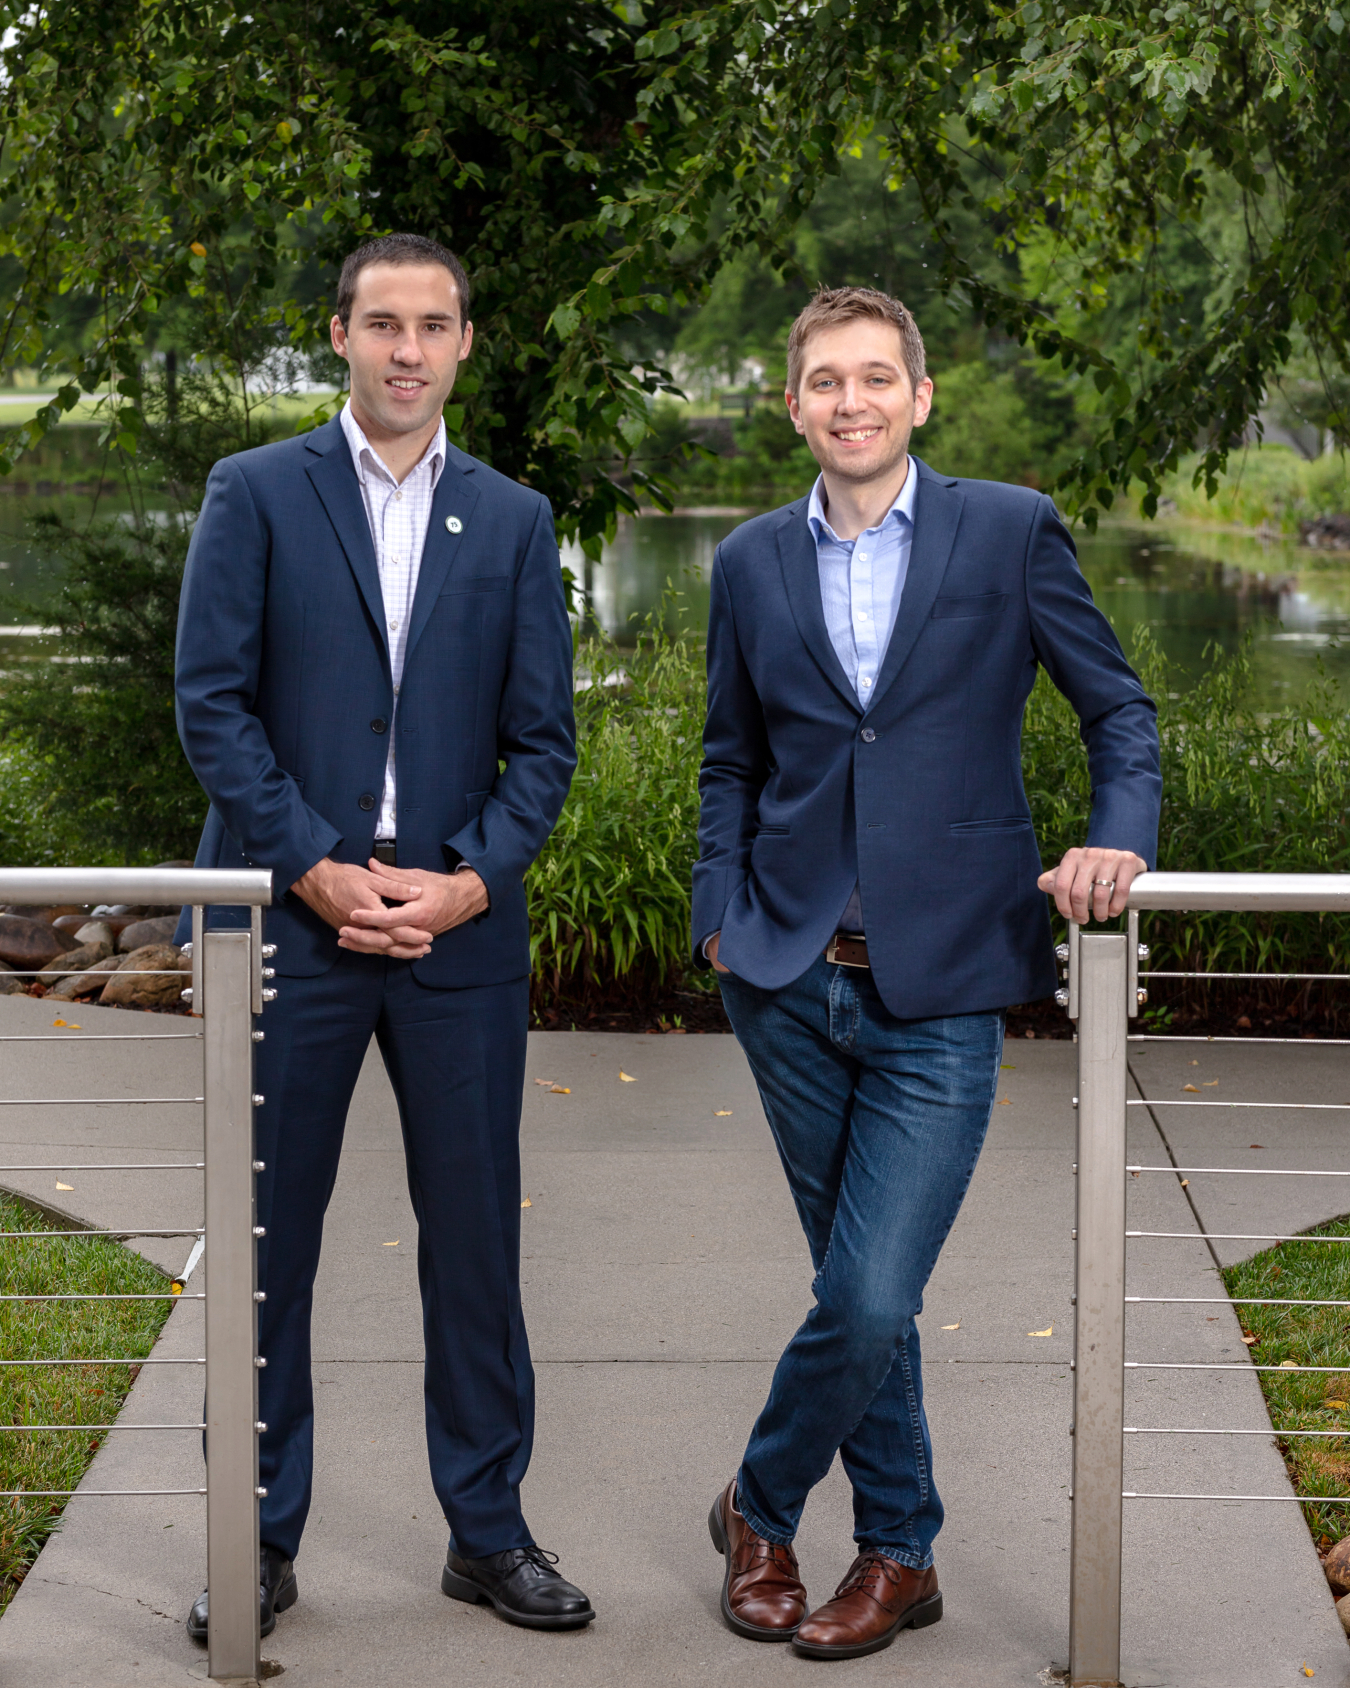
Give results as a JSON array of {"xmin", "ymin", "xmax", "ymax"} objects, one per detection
[{"xmin": 718, "ymin": 955, "xmax": 1003, "ymax": 1570}]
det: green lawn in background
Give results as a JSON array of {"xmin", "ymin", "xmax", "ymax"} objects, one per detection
[
  {"xmin": 0, "ymin": 1191, "xmax": 175, "ymax": 1615},
  {"xmin": 1223, "ymin": 1216, "xmax": 1350, "ymax": 1549}
]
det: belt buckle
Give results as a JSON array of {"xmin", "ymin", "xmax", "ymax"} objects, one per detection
[{"xmin": 826, "ymin": 932, "xmax": 869, "ymax": 970}]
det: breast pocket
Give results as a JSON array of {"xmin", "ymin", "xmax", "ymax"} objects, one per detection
[
  {"xmin": 440, "ymin": 577, "xmax": 511, "ymax": 596},
  {"xmin": 931, "ymin": 592, "xmax": 1007, "ymax": 620}
]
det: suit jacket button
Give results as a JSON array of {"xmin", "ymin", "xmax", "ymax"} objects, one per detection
[
  {"xmin": 358, "ymin": 792, "xmax": 376, "ymax": 811},
  {"xmin": 370, "ymin": 718, "xmax": 388, "ymax": 734},
  {"xmin": 860, "ymin": 727, "xmax": 876, "ymax": 743}
]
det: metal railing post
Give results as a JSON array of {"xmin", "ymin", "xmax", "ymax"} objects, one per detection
[
  {"xmin": 1069, "ymin": 932, "xmax": 1129, "ymax": 1688},
  {"xmin": 202, "ymin": 930, "xmax": 260, "ymax": 1685}
]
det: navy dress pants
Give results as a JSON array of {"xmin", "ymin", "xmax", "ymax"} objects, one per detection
[{"xmin": 249, "ymin": 951, "xmax": 535, "ymax": 1562}]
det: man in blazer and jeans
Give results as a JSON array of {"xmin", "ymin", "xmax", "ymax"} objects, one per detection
[
  {"xmin": 175, "ymin": 234, "xmax": 592, "ymax": 1638},
  {"xmin": 695, "ymin": 286, "xmax": 1161, "ymax": 1660}
]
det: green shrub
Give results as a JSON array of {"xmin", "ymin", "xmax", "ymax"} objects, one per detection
[{"xmin": 1161, "ymin": 444, "xmax": 1350, "ymax": 534}]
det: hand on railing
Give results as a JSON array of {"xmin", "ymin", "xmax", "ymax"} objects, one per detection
[{"xmin": 1037, "ymin": 845, "xmax": 1147, "ymax": 923}]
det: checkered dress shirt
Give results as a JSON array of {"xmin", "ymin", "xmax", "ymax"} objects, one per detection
[{"xmin": 339, "ymin": 401, "xmax": 447, "ymax": 840}]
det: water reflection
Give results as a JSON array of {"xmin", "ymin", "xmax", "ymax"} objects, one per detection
[
  {"xmin": 562, "ymin": 511, "xmax": 1350, "ymax": 707},
  {"xmin": 1, "ymin": 425, "xmax": 1346, "ymax": 710}
]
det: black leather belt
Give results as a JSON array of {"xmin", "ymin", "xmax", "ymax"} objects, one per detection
[
  {"xmin": 373, "ymin": 840, "xmax": 397, "ymax": 867},
  {"xmin": 826, "ymin": 932, "xmax": 869, "ymax": 969}
]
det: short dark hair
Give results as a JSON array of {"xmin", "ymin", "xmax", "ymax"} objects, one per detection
[
  {"xmin": 787, "ymin": 285, "xmax": 926, "ymax": 396},
  {"xmin": 336, "ymin": 234, "xmax": 471, "ymax": 330}
]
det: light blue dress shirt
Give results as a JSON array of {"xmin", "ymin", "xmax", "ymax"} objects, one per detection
[{"xmin": 807, "ymin": 460, "xmax": 918, "ymax": 932}]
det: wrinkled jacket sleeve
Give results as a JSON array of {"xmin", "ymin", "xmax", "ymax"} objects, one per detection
[
  {"xmin": 691, "ymin": 545, "xmax": 771, "ymax": 965},
  {"xmin": 1026, "ymin": 496, "xmax": 1162, "ymax": 867},
  {"xmin": 175, "ymin": 458, "xmax": 343, "ymax": 898},
  {"xmin": 437, "ymin": 495, "xmax": 577, "ymax": 908}
]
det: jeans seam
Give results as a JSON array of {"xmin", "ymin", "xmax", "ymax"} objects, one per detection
[
  {"xmin": 872, "ymin": 1543, "xmax": 933, "ymax": 1572},
  {"xmin": 735, "ymin": 1475, "xmax": 796, "ymax": 1548}
]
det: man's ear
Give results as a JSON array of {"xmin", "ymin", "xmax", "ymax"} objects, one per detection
[
  {"xmin": 785, "ymin": 389, "xmax": 805, "ymax": 436},
  {"xmin": 330, "ymin": 315, "xmax": 349, "ymax": 360},
  {"xmin": 912, "ymin": 375, "xmax": 934, "ymax": 429}
]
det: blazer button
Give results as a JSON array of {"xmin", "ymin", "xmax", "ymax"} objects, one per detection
[
  {"xmin": 860, "ymin": 727, "xmax": 876, "ymax": 743},
  {"xmin": 370, "ymin": 717, "xmax": 388, "ymax": 734},
  {"xmin": 358, "ymin": 792, "xmax": 376, "ymax": 812}
]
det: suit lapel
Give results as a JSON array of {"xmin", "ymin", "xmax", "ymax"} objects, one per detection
[
  {"xmin": 867, "ymin": 461, "xmax": 964, "ymax": 711},
  {"xmin": 304, "ymin": 418, "xmax": 389, "ymax": 675},
  {"xmin": 403, "ymin": 451, "xmax": 481, "ymax": 667},
  {"xmin": 776, "ymin": 502, "xmax": 861, "ymax": 714}
]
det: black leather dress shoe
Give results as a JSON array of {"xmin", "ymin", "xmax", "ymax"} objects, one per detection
[
  {"xmin": 442, "ymin": 1545, "xmax": 595, "ymax": 1630},
  {"xmin": 187, "ymin": 1544, "xmax": 298, "ymax": 1644}
]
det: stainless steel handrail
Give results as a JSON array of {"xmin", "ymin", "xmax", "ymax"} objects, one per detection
[
  {"xmin": 0, "ymin": 865, "xmax": 272, "ymax": 1685},
  {"xmin": 1064, "ymin": 871, "xmax": 1350, "ymax": 1688}
]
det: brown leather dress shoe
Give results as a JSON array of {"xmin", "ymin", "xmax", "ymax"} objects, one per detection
[
  {"xmin": 707, "ymin": 1479, "xmax": 809, "ymax": 1641},
  {"xmin": 793, "ymin": 1550, "xmax": 942, "ymax": 1659}
]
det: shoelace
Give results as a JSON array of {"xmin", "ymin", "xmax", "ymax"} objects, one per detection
[
  {"xmin": 834, "ymin": 1551, "xmax": 899, "ymax": 1605},
  {"xmin": 516, "ymin": 1544, "xmax": 562, "ymax": 1576}
]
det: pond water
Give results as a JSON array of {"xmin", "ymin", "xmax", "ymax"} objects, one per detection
[
  {"xmin": 564, "ymin": 511, "xmax": 1350, "ymax": 708},
  {"xmin": 1, "ymin": 427, "xmax": 1347, "ymax": 709}
]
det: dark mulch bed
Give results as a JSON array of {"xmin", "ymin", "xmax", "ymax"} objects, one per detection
[{"xmin": 536, "ymin": 983, "xmax": 1350, "ymax": 1041}]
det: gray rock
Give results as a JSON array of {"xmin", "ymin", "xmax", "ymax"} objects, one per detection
[
  {"xmin": 117, "ymin": 916, "xmax": 179, "ymax": 953},
  {"xmin": 47, "ymin": 956, "xmax": 123, "ymax": 1001},
  {"xmin": 73, "ymin": 920, "xmax": 116, "ymax": 947},
  {"xmin": 0, "ymin": 958, "xmax": 27, "ymax": 996},
  {"xmin": 1337, "ymin": 1593, "xmax": 1350, "ymax": 1635},
  {"xmin": 99, "ymin": 944, "xmax": 188, "ymax": 1009},
  {"xmin": 38, "ymin": 938, "xmax": 113, "ymax": 986}
]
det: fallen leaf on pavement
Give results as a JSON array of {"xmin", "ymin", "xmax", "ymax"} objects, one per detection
[
  {"xmin": 999, "ymin": 1064, "xmax": 1016, "ymax": 1070},
  {"xmin": 1250, "ymin": 1144, "xmax": 1264, "ymax": 1150},
  {"xmin": 550, "ymin": 1086, "xmax": 570, "ymax": 1094},
  {"xmin": 941, "ymin": 1321, "xmax": 961, "ymax": 1331},
  {"xmin": 1241, "ymin": 1335, "xmax": 1259, "ymax": 1346},
  {"xmin": 1180, "ymin": 1178, "xmax": 1189, "ymax": 1188},
  {"xmin": 1029, "ymin": 1326, "xmax": 1053, "ymax": 1338},
  {"xmin": 1203, "ymin": 1079, "xmax": 1219, "ymax": 1087},
  {"xmin": 521, "ymin": 1197, "xmax": 532, "ymax": 1208},
  {"xmin": 997, "ymin": 1097, "xmax": 1012, "ymax": 1105},
  {"xmin": 383, "ymin": 1241, "xmax": 399, "ymax": 1247},
  {"xmin": 51, "ymin": 1018, "xmax": 80, "ymax": 1028},
  {"xmin": 1183, "ymin": 1083, "xmax": 1199, "ymax": 1092},
  {"xmin": 619, "ymin": 1071, "xmax": 637, "ymax": 1082},
  {"xmin": 534, "ymin": 1078, "xmax": 554, "ymax": 1087},
  {"xmin": 1302, "ymin": 1666, "xmax": 1314, "ymax": 1678},
  {"xmin": 714, "ymin": 1109, "xmax": 732, "ymax": 1116},
  {"xmin": 56, "ymin": 1181, "xmax": 73, "ymax": 1191}
]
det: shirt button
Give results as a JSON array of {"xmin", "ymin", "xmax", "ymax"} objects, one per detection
[
  {"xmin": 358, "ymin": 792, "xmax": 376, "ymax": 812},
  {"xmin": 860, "ymin": 727, "xmax": 876, "ymax": 742},
  {"xmin": 859, "ymin": 552, "xmax": 870, "ymax": 561},
  {"xmin": 860, "ymin": 677, "xmax": 872, "ymax": 688},
  {"xmin": 857, "ymin": 611, "xmax": 869, "ymax": 621},
  {"xmin": 394, "ymin": 491, "xmax": 403, "ymax": 501},
  {"xmin": 389, "ymin": 619, "xmax": 399, "ymax": 631}
]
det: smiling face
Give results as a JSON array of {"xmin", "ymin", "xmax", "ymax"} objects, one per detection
[
  {"xmin": 786, "ymin": 317, "xmax": 933, "ymax": 487},
  {"xmin": 329, "ymin": 262, "xmax": 473, "ymax": 441}
]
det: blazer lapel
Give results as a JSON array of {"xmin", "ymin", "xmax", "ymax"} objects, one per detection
[
  {"xmin": 867, "ymin": 461, "xmax": 964, "ymax": 711},
  {"xmin": 403, "ymin": 449, "xmax": 482, "ymax": 667},
  {"xmin": 776, "ymin": 502, "xmax": 861, "ymax": 714},
  {"xmin": 304, "ymin": 419, "xmax": 389, "ymax": 675}
]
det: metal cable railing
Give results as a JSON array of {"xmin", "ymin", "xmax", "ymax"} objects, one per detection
[
  {"xmin": 0, "ymin": 866, "xmax": 272, "ymax": 1685},
  {"xmin": 1064, "ymin": 871, "xmax": 1350, "ymax": 1688}
]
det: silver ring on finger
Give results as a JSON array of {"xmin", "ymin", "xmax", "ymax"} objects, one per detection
[{"xmin": 1095, "ymin": 879, "xmax": 1115, "ymax": 892}]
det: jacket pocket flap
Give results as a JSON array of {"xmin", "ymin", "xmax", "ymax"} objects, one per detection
[{"xmin": 931, "ymin": 592, "xmax": 1007, "ymax": 619}]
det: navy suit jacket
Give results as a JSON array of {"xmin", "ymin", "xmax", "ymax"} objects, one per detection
[
  {"xmin": 174, "ymin": 414, "xmax": 576, "ymax": 984},
  {"xmin": 692, "ymin": 457, "xmax": 1161, "ymax": 1019}
]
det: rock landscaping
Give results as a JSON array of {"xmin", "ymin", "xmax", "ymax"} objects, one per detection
[{"xmin": 0, "ymin": 899, "xmax": 190, "ymax": 1011}]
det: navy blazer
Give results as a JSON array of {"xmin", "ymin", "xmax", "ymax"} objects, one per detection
[
  {"xmin": 692, "ymin": 457, "xmax": 1161, "ymax": 1019},
  {"xmin": 174, "ymin": 414, "xmax": 576, "ymax": 985}
]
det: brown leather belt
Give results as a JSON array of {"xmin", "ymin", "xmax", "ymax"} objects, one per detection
[
  {"xmin": 373, "ymin": 840, "xmax": 397, "ymax": 867},
  {"xmin": 826, "ymin": 932, "xmax": 870, "ymax": 970}
]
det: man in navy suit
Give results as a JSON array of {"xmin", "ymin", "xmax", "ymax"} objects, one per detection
[
  {"xmin": 175, "ymin": 234, "xmax": 593, "ymax": 1638},
  {"xmin": 696, "ymin": 287, "xmax": 1160, "ymax": 1660}
]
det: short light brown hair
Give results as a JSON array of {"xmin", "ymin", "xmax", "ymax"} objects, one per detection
[{"xmin": 786, "ymin": 286, "xmax": 926, "ymax": 396}]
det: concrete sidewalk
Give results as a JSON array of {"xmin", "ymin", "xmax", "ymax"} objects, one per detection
[{"xmin": 1, "ymin": 992, "xmax": 1347, "ymax": 1686}]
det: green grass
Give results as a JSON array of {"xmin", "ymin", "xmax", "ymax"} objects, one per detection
[
  {"xmin": 1161, "ymin": 444, "xmax": 1350, "ymax": 536},
  {"xmin": 1224, "ymin": 1217, "xmax": 1350, "ymax": 1548},
  {"xmin": 0, "ymin": 1191, "xmax": 174, "ymax": 1615}
]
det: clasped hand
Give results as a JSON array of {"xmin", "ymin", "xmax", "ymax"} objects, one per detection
[{"xmin": 291, "ymin": 857, "xmax": 489, "ymax": 959}]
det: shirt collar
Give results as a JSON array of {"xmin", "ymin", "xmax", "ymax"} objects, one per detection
[
  {"xmin": 340, "ymin": 399, "xmax": 446, "ymax": 491},
  {"xmin": 807, "ymin": 455, "xmax": 918, "ymax": 544}
]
